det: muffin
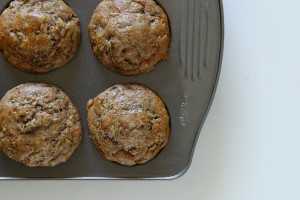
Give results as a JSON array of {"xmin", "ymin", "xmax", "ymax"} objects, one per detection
[
  {"xmin": 88, "ymin": 0, "xmax": 170, "ymax": 75},
  {"xmin": 0, "ymin": 0, "xmax": 81, "ymax": 74},
  {"xmin": 0, "ymin": 83, "xmax": 82, "ymax": 167},
  {"xmin": 87, "ymin": 83, "xmax": 170, "ymax": 166}
]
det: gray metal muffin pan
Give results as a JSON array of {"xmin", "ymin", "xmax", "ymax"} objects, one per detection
[{"xmin": 0, "ymin": 0, "xmax": 223, "ymax": 179}]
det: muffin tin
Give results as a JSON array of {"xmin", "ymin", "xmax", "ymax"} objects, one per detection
[{"xmin": 0, "ymin": 0, "xmax": 224, "ymax": 179}]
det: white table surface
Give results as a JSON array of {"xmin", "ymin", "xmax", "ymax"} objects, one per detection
[{"xmin": 1, "ymin": 0, "xmax": 300, "ymax": 199}]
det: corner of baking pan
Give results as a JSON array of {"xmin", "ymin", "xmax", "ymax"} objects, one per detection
[{"xmin": 167, "ymin": 0, "xmax": 224, "ymax": 181}]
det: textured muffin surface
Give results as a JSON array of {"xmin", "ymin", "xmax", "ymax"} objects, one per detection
[
  {"xmin": 87, "ymin": 84, "xmax": 170, "ymax": 166},
  {"xmin": 0, "ymin": 0, "xmax": 81, "ymax": 73},
  {"xmin": 0, "ymin": 83, "xmax": 82, "ymax": 167},
  {"xmin": 88, "ymin": 0, "xmax": 170, "ymax": 75}
]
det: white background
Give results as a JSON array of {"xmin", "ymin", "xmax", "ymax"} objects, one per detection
[{"xmin": 1, "ymin": 0, "xmax": 300, "ymax": 199}]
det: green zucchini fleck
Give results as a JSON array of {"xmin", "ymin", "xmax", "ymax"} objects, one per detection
[{"xmin": 18, "ymin": 2, "xmax": 29, "ymax": 11}]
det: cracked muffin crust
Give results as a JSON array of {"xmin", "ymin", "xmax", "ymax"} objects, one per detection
[
  {"xmin": 0, "ymin": 0, "xmax": 81, "ymax": 73},
  {"xmin": 87, "ymin": 83, "xmax": 170, "ymax": 166},
  {"xmin": 0, "ymin": 83, "xmax": 82, "ymax": 167},
  {"xmin": 88, "ymin": 0, "xmax": 170, "ymax": 75}
]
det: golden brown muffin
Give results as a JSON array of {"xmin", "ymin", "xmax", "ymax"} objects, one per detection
[
  {"xmin": 0, "ymin": 0, "xmax": 81, "ymax": 73},
  {"xmin": 88, "ymin": 0, "xmax": 170, "ymax": 75},
  {"xmin": 0, "ymin": 83, "xmax": 82, "ymax": 167},
  {"xmin": 87, "ymin": 83, "xmax": 170, "ymax": 166}
]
